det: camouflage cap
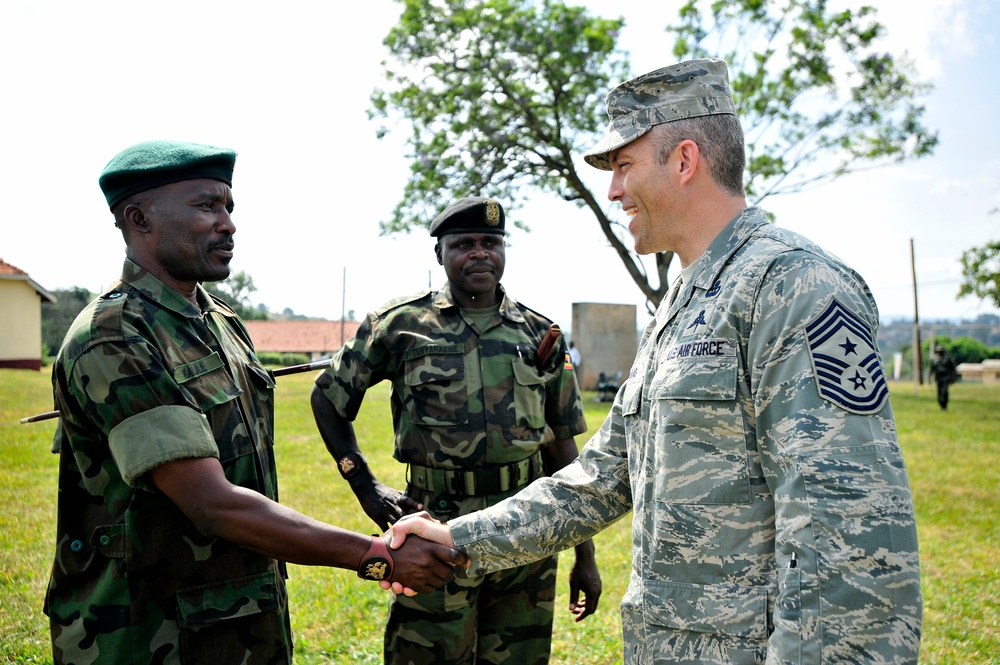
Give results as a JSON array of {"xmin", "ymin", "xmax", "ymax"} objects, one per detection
[
  {"xmin": 584, "ymin": 59, "xmax": 736, "ymax": 170},
  {"xmin": 429, "ymin": 196, "xmax": 506, "ymax": 237},
  {"xmin": 99, "ymin": 140, "xmax": 237, "ymax": 210}
]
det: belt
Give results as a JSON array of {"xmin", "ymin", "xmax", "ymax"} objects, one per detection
[{"xmin": 406, "ymin": 451, "xmax": 544, "ymax": 497}]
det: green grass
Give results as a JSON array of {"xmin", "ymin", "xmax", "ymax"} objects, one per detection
[{"xmin": 1, "ymin": 371, "xmax": 997, "ymax": 663}]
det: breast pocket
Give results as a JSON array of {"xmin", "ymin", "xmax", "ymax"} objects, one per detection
[
  {"xmin": 651, "ymin": 341, "xmax": 751, "ymax": 505},
  {"xmin": 511, "ymin": 358, "xmax": 550, "ymax": 429},
  {"xmin": 403, "ymin": 346, "xmax": 469, "ymax": 427},
  {"xmin": 173, "ymin": 352, "xmax": 245, "ymax": 461},
  {"xmin": 174, "ymin": 352, "xmax": 242, "ymax": 413}
]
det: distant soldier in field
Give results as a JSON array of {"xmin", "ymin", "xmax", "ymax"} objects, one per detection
[
  {"xmin": 45, "ymin": 140, "xmax": 464, "ymax": 665},
  {"xmin": 387, "ymin": 59, "xmax": 923, "ymax": 664},
  {"xmin": 930, "ymin": 344, "xmax": 959, "ymax": 410},
  {"xmin": 311, "ymin": 196, "xmax": 601, "ymax": 665}
]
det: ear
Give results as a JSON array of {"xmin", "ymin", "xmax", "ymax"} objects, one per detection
[
  {"xmin": 675, "ymin": 139, "xmax": 700, "ymax": 186},
  {"xmin": 434, "ymin": 242, "xmax": 443, "ymax": 265},
  {"xmin": 121, "ymin": 203, "xmax": 152, "ymax": 234}
]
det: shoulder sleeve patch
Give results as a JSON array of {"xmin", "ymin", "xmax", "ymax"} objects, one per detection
[{"xmin": 804, "ymin": 298, "xmax": 889, "ymax": 414}]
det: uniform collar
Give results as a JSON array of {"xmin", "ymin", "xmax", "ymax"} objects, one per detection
[
  {"xmin": 433, "ymin": 283, "xmax": 526, "ymax": 323},
  {"xmin": 687, "ymin": 206, "xmax": 769, "ymax": 292},
  {"xmin": 119, "ymin": 258, "xmax": 219, "ymax": 319}
]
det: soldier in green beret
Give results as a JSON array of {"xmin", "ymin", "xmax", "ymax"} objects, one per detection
[
  {"xmin": 311, "ymin": 196, "xmax": 601, "ymax": 664},
  {"xmin": 45, "ymin": 140, "xmax": 466, "ymax": 665},
  {"xmin": 386, "ymin": 60, "xmax": 922, "ymax": 664}
]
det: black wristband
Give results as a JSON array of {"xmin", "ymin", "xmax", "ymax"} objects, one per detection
[
  {"xmin": 357, "ymin": 534, "xmax": 394, "ymax": 581},
  {"xmin": 337, "ymin": 452, "xmax": 365, "ymax": 480}
]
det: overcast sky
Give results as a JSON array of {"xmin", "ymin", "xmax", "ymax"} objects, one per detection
[{"xmin": 2, "ymin": 0, "xmax": 998, "ymax": 335}]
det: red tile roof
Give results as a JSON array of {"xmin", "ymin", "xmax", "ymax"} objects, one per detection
[
  {"xmin": 0, "ymin": 258, "xmax": 56, "ymax": 302},
  {"xmin": 0, "ymin": 259, "xmax": 28, "ymax": 276},
  {"xmin": 244, "ymin": 320, "xmax": 361, "ymax": 354}
]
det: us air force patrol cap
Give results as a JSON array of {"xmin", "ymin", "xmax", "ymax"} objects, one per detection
[
  {"xmin": 99, "ymin": 140, "xmax": 237, "ymax": 210},
  {"xmin": 429, "ymin": 196, "xmax": 506, "ymax": 237},
  {"xmin": 584, "ymin": 58, "xmax": 736, "ymax": 170}
]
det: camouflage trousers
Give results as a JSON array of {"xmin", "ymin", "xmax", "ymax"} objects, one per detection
[{"xmin": 384, "ymin": 553, "xmax": 558, "ymax": 665}]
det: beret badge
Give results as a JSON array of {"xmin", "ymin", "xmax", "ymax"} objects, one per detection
[{"xmin": 485, "ymin": 200, "xmax": 501, "ymax": 226}]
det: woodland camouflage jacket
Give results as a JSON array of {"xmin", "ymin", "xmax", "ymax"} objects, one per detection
[{"xmin": 46, "ymin": 259, "xmax": 292, "ymax": 664}]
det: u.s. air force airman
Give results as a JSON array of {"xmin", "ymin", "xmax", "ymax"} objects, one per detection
[{"xmin": 387, "ymin": 59, "xmax": 922, "ymax": 664}]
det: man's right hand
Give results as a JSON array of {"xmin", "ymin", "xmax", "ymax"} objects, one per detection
[
  {"xmin": 353, "ymin": 478, "xmax": 423, "ymax": 532},
  {"xmin": 381, "ymin": 514, "xmax": 465, "ymax": 594},
  {"xmin": 389, "ymin": 533, "xmax": 468, "ymax": 595}
]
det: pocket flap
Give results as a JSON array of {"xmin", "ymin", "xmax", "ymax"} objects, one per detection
[
  {"xmin": 176, "ymin": 570, "xmax": 281, "ymax": 628},
  {"xmin": 644, "ymin": 578, "xmax": 768, "ymax": 638}
]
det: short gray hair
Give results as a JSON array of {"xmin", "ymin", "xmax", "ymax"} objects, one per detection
[{"xmin": 651, "ymin": 115, "xmax": 746, "ymax": 196}]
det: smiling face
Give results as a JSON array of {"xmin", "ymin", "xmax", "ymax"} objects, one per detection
[
  {"xmin": 435, "ymin": 232, "xmax": 506, "ymax": 309},
  {"xmin": 607, "ymin": 130, "xmax": 678, "ymax": 256},
  {"xmin": 124, "ymin": 178, "xmax": 236, "ymax": 296}
]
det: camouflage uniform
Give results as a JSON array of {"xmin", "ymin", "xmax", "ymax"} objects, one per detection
[
  {"xmin": 450, "ymin": 208, "xmax": 922, "ymax": 664},
  {"xmin": 46, "ymin": 259, "xmax": 292, "ymax": 664},
  {"xmin": 929, "ymin": 348, "xmax": 958, "ymax": 410},
  {"xmin": 315, "ymin": 283, "xmax": 586, "ymax": 665}
]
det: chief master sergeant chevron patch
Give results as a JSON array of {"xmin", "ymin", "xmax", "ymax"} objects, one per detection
[{"xmin": 805, "ymin": 299, "xmax": 889, "ymax": 414}]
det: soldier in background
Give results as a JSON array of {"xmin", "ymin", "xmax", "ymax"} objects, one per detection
[
  {"xmin": 387, "ymin": 60, "xmax": 923, "ymax": 664},
  {"xmin": 930, "ymin": 344, "xmax": 959, "ymax": 409},
  {"xmin": 311, "ymin": 196, "xmax": 601, "ymax": 664},
  {"xmin": 46, "ymin": 141, "xmax": 464, "ymax": 665}
]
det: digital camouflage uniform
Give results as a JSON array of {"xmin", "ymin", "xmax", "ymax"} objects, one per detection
[
  {"xmin": 47, "ymin": 259, "xmax": 292, "ymax": 665},
  {"xmin": 315, "ymin": 283, "xmax": 586, "ymax": 665},
  {"xmin": 450, "ymin": 208, "xmax": 922, "ymax": 664}
]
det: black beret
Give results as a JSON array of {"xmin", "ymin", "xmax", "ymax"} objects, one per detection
[
  {"xmin": 99, "ymin": 140, "xmax": 237, "ymax": 210},
  {"xmin": 429, "ymin": 197, "xmax": 506, "ymax": 237}
]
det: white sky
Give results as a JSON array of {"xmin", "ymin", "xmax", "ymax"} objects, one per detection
[{"xmin": 2, "ymin": 0, "xmax": 998, "ymax": 334}]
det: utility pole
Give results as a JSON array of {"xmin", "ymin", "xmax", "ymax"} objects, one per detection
[
  {"xmin": 910, "ymin": 238, "xmax": 922, "ymax": 388},
  {"xmin": 341, "ymin": 267, "xmax": 346, "ymax": 346}
]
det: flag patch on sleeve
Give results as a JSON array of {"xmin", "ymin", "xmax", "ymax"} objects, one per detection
[{"xmin": 804, "ymin": 299, "xmax": 889, "ymax": 414}]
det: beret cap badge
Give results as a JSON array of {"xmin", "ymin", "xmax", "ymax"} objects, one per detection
[{"xmin": 485, "ymin": 200, "xmax": 501, "ymax": 226}]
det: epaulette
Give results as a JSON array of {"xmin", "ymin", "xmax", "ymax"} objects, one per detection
[
  {"xmin": 509, "ymin": 299, "xmax": 556, "ymax": 337},
  {"xmin": 373, "ymin": 289, "xmax": 434, "ymax": 317}
]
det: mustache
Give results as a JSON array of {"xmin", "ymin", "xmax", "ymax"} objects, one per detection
[{"xmin": 209, "ymin": 236, "xmax": 234, "ymax": 251}]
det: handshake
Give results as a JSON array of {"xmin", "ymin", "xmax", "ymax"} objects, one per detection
[{"xmin": 366, "ymin": 512, "xmax": 463, "ymax": 596}]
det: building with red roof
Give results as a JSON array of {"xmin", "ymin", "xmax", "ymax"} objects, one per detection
[{"xmin": 0, "ymin": 259, "xmax": 56, "ymax": 370}]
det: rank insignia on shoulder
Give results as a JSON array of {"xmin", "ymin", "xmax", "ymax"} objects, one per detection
[{"xmin": 805, "ymin": 299, "xmax": 889, "ymax": 414}]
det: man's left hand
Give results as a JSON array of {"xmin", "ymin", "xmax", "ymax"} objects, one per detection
[{"xmin": 568, "ymin": 545, "xmax": 602, "ymax": 621}]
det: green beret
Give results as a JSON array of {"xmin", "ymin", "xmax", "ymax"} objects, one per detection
[
  {"xmin": 584, "ymin": 59, "xmax": 736, "ymax": 170},
  {"xmin": 429, "ymin": 197, "xmax": 506, "ymax": 237},
  {"xmin": 99, "ymin": 140, "xmax": 237, "ymax": 209}
]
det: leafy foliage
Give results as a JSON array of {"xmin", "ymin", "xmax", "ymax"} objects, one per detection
[
  {"xmin": 923, "ymin": 335, "xmax": 1000, "ymax": 368},
  {"xmin": 671, "ymin": 0, "xmax": 938, "ymax": 202},
  {"xmin": 373, "ymin": 0, "xmax": 937, "ymax": 310},
  {"xmin": 203, "ymin": 270, "xmax": 268, "ymax": 320},
  {"xmin": 41, "ymin": 287, "xmax": 94, "ymax": 356},
  {"xmin": 958, "ymin": 238, "xmax": 1000, "ymax": 308}
]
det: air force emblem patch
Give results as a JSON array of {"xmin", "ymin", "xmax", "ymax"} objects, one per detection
[{"xmin": 805, "ymin": 299, "xmax": 889, "ymax": 414}]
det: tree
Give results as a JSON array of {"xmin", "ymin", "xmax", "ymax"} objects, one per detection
[
  {"xmin": 958, "ymin": 211, "xmax": 1000, "ymax": 308},
  {"xmin": 671, "ymin": 0, "xmax": 937, "ymax": 203},
  {"xmin": 202, "ymin": 271, "xmax": 268, "ymax": 320},
  {"xmin": 41, "ymin": 287, "xmax": 94, "ymax": 356},
  {"xmin": 372, "ymin": 0, "xmax": 936, "ymax": 310}
]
